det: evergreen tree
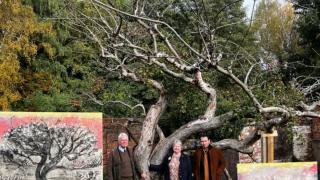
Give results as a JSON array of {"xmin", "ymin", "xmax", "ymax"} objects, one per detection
[
  {"xmin": 288, "ymin": 0, "xmax": 320, "ymax": 101},
  {"xmin": 12, "ymin": 0, "xmax": 102, "ymax": 112}
]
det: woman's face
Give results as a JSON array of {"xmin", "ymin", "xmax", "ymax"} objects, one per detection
[{"xmin": 173, "ymin": 143, "xmax": 182, "ymax": 154}]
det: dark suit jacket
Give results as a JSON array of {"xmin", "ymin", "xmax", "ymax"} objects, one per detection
[
  {"xmin": 150, "ymin": 152, "xmax": 193, "ymax": 180},
  {"xmin": 193, "ymin": 146, "xmax": 226, "ymax": 180},
  {"xmin": 107, "ymin": 147, "xmax": 138, "ymax": 180}
]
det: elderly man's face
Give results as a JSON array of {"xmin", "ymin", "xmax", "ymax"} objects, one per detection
[
  {"xmin": 119, "ymin": 137, "xmax": 129, "ymax": 148},
  {"xmin": 200, "ymin": 137, "xmax": 210, "ymax": 148}
]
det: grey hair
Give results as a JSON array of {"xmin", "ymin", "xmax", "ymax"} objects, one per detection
[
  {"xmin": 172, "ymin": 139, "xmax": 182, "ymax": 146},
  {"xmin": 118, "ymin": 133, "xmax": 129, "ymax": 140}
]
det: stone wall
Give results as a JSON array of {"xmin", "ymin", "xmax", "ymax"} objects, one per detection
[
  {"xmin": 293, "ymin": 125, "xmax": 313, "ymax": 161},
  {"xmin": 238, "ymin": 126, "xmax": 262, "ymax": 163}
]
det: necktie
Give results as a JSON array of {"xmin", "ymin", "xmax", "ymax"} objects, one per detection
[{"xmin": 204, "ymin": 150, "xmax": 209, "ymax": 180}]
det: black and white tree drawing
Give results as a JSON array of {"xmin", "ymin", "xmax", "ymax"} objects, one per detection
[{"xmin": 1, "ymin": 122, "xmax": 101, "ymax": 180}]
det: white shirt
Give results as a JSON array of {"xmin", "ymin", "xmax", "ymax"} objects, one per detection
[{"xmin": 118, "ymin": 146, "xmax": 127, "ymax": 153}]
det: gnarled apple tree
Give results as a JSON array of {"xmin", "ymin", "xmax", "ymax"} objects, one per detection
[{"xmin": 63, "ymin": 0, "xmax": 320, "ymax": 179}]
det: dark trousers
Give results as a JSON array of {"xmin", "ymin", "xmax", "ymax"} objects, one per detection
[{"xmin": 121, "ymin": 176, "xmax": 134, "ymax": 180}]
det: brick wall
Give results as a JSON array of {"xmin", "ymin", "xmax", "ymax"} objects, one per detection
[
  {"xmin": 312, "ymin": 118, "xmax": 320, "ymax": 140},
  {"xmin": 103, "ymin": 120, "xmax": 252, "ymax": 179}
]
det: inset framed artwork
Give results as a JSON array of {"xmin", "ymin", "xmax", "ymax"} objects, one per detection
[
  {"xmin": 237, "ymin": 162, "xmax": 318, "ymax": 180},
  {"xmin": 0, "ymin": 112, "xmax": 103, "ymax": 180}
]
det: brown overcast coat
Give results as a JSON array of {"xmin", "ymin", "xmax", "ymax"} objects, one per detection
[{"xmin": 193, "ymin": 146, "xmax": 226, "ymax": 180}]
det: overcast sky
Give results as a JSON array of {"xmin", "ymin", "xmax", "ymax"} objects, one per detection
[
  {"xmin": 243, "ymin": 0, "xmax": 257, "ymax": 18},
  {"xmin": 243, "ymin": 0, "xmax": 286, "ymax": 17}
]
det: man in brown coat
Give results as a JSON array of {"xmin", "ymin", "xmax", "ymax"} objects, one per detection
[
  {"xmin": 107, "ymin": 133, "xmax": 138, "ymax": 180},
  {"xmin": 193, "ymin": 135, "xmax": 226, "ymax": 180}
]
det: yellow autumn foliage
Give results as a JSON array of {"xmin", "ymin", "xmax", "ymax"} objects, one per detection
[
  {"xmin": 0, "ymin": 0, "xmax": 53, "ymax": 110},
  {"xmin": 252, "ymin": 1, "xmax": 299, "ymax": 58},
  {"xmin": 41, "ymin": 42, "xmax": 56, "ymax": 59}
]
